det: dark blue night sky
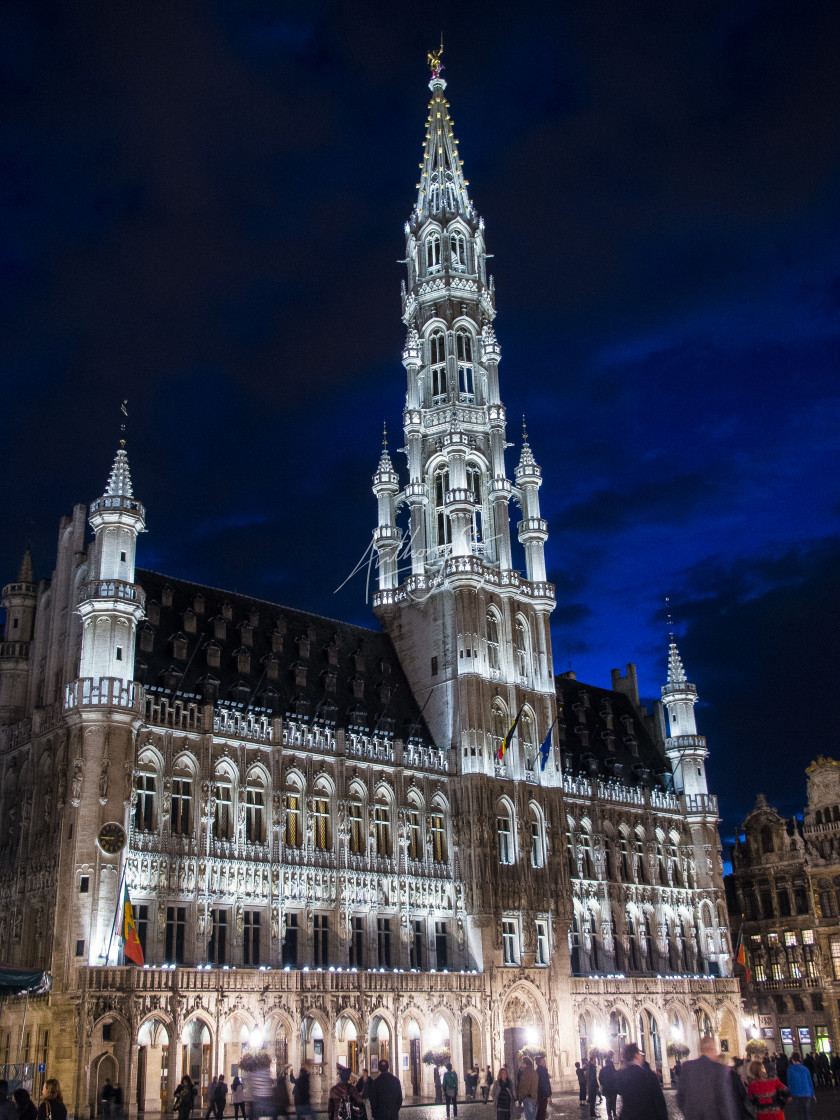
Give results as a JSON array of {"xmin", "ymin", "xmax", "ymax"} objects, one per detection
[{"xmin": 2, "ymin": 2, "xmax": 839, "ymax": 843}]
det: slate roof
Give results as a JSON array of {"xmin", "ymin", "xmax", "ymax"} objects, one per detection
[
  {"xmin": 134, "ymin": 569, "xmax": 435, "ymax": 748},
  {"xmin": 554, "ymin": 673, "xmax": 673, "ymax": 792}
]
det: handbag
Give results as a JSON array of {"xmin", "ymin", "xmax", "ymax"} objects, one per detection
[{"xmin": 773, "ymin": 1087, "xmax": 791, "ymax": 1108}]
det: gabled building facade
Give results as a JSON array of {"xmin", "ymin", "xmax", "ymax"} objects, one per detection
[
  {"xmin": 729, "ymin": 757, "xmax": 840, "ymax": 1058},
  {"xmin": 0, "ymin": 56, "xmax": 742, "ymax": 1117}
]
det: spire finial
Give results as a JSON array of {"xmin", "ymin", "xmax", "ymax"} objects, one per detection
[
  {"xmin": 382, "ymin": 421, "xmax": 388, "ymax": 450},
  {"xmin": 522, "ymin": 414, "xmax": 528, "ymax": 442},
  {"xmin": 428, "ymin": 36, "xmax": 444, "ymax": 79},
  {"xmin": 120, "ymin": 399, "xmax": 128, "ymax": 449},
  {"xmin": 665, "ymin": 594, "xmax": 674, "ymax": 639}
]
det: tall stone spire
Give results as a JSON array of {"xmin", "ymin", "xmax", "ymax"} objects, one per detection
[
  {"xmin": 104, "ymin": 447, "xmax": 134, "ymax": 498},
  {"xmin": 17, "ymin": 548, "xmax": 34, "ymax": 584},
  {"xmin": 414, "ymin": 52, "xmax": 474, "ymax": 222},
  {"xmin": 661, "ymin": 635, "xmax": 709, "ymax": 799},
  {"xmin": 666, "ymin": 637, "xmax": 687, "ymax": 685}
]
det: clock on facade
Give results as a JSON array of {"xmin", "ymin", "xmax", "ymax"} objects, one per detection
[{"xmin": 96, "ymin": 822, "xmax": 126, "ymax": 855}]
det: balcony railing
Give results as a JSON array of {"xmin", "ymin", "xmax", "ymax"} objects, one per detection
[
  {"xmin": 79, "ymin": 579, "xmax": 146, "ymax": 608},
  {"xmin": 65, "ymin": 677, "xmax": 143, "ymax": 712}
]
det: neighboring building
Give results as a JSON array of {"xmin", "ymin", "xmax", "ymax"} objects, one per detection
[
  {"xmin": 0, "ymin": 56, "xmax": 742, "ymax": 1117},
  {"xmin": 729, "ymin": 756, "xmax": 840, "ymax": 1058}
]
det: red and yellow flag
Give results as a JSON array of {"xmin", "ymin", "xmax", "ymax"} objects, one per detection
[
  {"xmin": 497, "ymin": 706, "xmax": 524, "ymax": 761},
  {"xmin": 122, "ymin": 893, "xmax": 144, "ymax": 966}
]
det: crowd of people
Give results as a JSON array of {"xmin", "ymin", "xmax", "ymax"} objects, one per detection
[{"xmin": 7, "ymin": 1038, "xmax": 837, "ymax": 1120}]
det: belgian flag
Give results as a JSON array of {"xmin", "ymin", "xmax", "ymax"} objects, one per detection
[
  {"xmin": 497, "ymin": 706, "xmax": 524, "ymax": 761},
  {"xmin": 122, "ymin": 892, "xmax": 145, "ymax": 966}
]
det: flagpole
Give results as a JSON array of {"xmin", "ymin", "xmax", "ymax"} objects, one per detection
[{"xmin": 104, "ymin": 860, "xmax": 127, "ymax": 965}]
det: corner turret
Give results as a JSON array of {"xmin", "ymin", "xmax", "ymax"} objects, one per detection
[
  {"xmin": 661, "ymin": 636, "xmax": 709, "ymax": 800},
  {"xmin": 0, "ymin": 549, "xmax": 38, "ymax": 724}
]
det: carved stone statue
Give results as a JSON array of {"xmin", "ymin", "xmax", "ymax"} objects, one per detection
[
  {"xmin": 98, "ymin": 759, "xmax": 110, "ymax": 802},
  {"xmin": 71, "ymin": 759, "xmax": 84, "ymax": 805}
]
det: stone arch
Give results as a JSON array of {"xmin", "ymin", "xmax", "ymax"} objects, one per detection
[
  {"xmin": 181, "ymin": 1014, "xmax": 214, "ymax": 1107},
  {"xmin": 335, "ymin": 1010, "xmax": 362, "ymax": 1073},
  {"xmin": 637, "ymin": 1004, "xmax": 665, "ymax": 1071},
  {"xmin": 91, "ymin": 1052, "xmax": 119, "ymax": 1116},
  {"xmin": 136, "ymin": 1014, "xmax": 172, "ymax": 1113},
  {"xmin": 501, "ymin": 981, "xmax": 549, "ymax": 1071},
  {"xmin": 367, "ymin": 1007, "xmax": 396, "ymax": 1069}
]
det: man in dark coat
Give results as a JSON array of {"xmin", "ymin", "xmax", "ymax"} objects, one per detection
[
  {"xmin": 598, "ymin": 1057, "xmax": 618, "ymax": 1120},
  {"xmin": 675, "ymin": 1037, "xmax": 738, "ymax": 1120},
  {"xmin": 290, "ymin": 1065, "xmax": 313, "ymax": 1120},
  {"xmin": 614, "ymin": 1044, "xmax": 667, "ymax": 1120},
  {"xmin": 574, "ymin": 1064, "xmax": 586, "ymax": 1103},
  {"xmin": 776, "ymin": 1052, "xmax": 789, "ymax": 1085},
  {"xmin": 585, "ymin": 1058, "xmax": 599, "ymax": 1118},
  {"xmin": 535, "ymin": 1058, "xmax": 551, "ymax": 1120},
  {"xmin": 368, "ymin": 1060, "xmax": 402, "ymax": 1120}
]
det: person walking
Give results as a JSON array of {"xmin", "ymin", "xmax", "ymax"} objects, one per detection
[
  {"xmin": 585, "ymin": 1058, "xmax": 598, "ymax": 1118},
  {"xmin": 535, "ymin": 1058, "xmax": 551, "ymax": 1120},
  {"xmin": 230, "ymin": 1078, "xmax": 245, "ymax": 1120},
  {"xmin": 830, "ymin": 1050, "xmax": 840, "ymax": 1088},
  {"xmin": 204, "ymin": 1079, "xmax": 219, "ymax": 1120},
  {"xmin": 12, "ymin": 1089, "xmax": 37, "ymax": 1120},
  {"xmin": 676, "ymin": 1037, "xmax": 739, "ymax": 1120},
  {"xmin": 598, "ymin": 1056, "xmax": 618, "ymax": 1120},
  {"xmin": 482, "ymin": 1067, "xmax": 493, "ymax": 1105},
  {"xmin": 516, "ymin": 1057, "xmax": 537, "ymax": 1120},
  {"xmin": 434, "ymin": 1067, "xmax": 443, "ymax": 1106},
  {"xmin": 729, "ymin": 1059, "xmax": 751, "ymax": 1120},
  {"xmin": 491, "ymin": 1070, "xmax": 513, "ymax": 1120},
  {"xmin": 357, "ymin": 1069, "xmax": 373, "ymax": 1120},
  {"xmin": 0, "ymin": 1081, "xmax": 18, "ymax": 1120},
  {"xmin": 174, "ymin": 1077, "xmax": 197, "ymax": 1120},
  {"xmin": 101, "ymin": 1079, "xmax": 115, "ymax": 1120},
  {"xmin": 745, "ymin": 1060, "xmax": 790, "ymax": 1120},
  {"xmin": 776, "ymin": 1053, "xmax": 789, "ymax": 1086},
  {"xmin": 574, "ymin": 1063, "xmax": 586, "ymax": 1105},
  {"xmin": 215, "ymin": 1077, "xmax": 228, "ymax": 1120},
  {"xmin": 442, "ymin": 1063, "xmax": 459, "ymax": 1120},
  {"xmin": 785, "ymin": 1052, "xmax": 816, "ymax": 1119},
  {"xmin": 290, "ymin": 1065, "xmax": 313, "ymax": 1120},
  {"xmin": 36, "ymin": 1082, "xmax": 67, "ymax": 1120},
  {"xmin": 368, "ymin": 1059, "xmax": 402, "ymax": 1120},
  {"xmin": 272, "ymin": 1069, "xmax": 290, "ymax": 1120},
  {"xmin": 614, "ymin": 1044, "xmax": 667, "ymax": 1120}
]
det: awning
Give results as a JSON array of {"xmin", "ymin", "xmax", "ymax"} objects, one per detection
[{"xmin": 0, "ymin": 968, "xmax": 52, "ymax": 995}]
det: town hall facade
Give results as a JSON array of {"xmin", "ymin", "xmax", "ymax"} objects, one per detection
[{"xmin": 0, "ymin": 57, "xmax": 742, "ymax": 1116}]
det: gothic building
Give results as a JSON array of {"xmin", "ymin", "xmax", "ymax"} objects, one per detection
[
  {"xmin": 729, "ymin": 757, "xmax": 840, "ymax": 1058},
  {"xmin": 0, "ymin": 58, "xmax": 742, "ymax": 1116}
]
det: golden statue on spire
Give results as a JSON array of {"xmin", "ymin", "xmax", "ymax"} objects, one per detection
[{"xmin": 428, "ymin": 36, "xmax": 444, "ymax": 79}]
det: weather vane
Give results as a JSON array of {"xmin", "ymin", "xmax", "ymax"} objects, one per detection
[
  {"xmin": 120, "ymin": 399, "xmax": 128, "ymax": 448},
  {"xmin": 665, "ymin": 595, "xmax": 674, "ymax": 638},
  {"xmin": 428, "ymin": 35, "xmax": 444, "ymax": 79},
  {"xmin": 382, "ymin": 421, "xmax": 388, "ymax": 449},
  {"xmin": 522, "ymin": 413, "xmax": 528, "ymax": 442}
]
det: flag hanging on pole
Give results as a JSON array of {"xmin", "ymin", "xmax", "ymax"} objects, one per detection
[
  {"xmin": 497, "ymin": 706, "xmax": 524, "ymax": 761},
  {"xmin": 121, "ymin": 892, "xmax": 145, "ymax": 966},
  {"xmin": 735, "ymin": 924, "xmax": 750, "ymax": 983},
  {"xmin": 539, "ymin": 716, "xmax": 559, "ymax": 771}
]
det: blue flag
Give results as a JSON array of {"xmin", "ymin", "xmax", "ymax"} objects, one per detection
[{"xmin": 539, "ymin": 716, "xmax": 559, "ymax": 771}]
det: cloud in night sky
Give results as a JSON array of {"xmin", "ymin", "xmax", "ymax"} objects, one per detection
[{"xmin": 1, "ymin": 0, "xmax": 839, "ymax": 841}]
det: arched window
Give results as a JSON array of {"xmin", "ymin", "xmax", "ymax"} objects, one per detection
[
  {"xmin": 589, "ymin": 912, "xmax": 601, "ymax": 971},
  {"xmin": 456, "ymin": 331, "xmax": 474, "ymax": 401},
  {"xmin": 312, "ymin": 786, "xmax": 331, "ymax": 850},
  {"xmin": 433, "ymin": 466, "xmax": 452, "ymax": 550},
  {"xmin": 444, "ymin": 172, "xmax": 458, "ymax": 211},
  {"xmin": 486, "ymin": 610, "xmax": 501, "ymax": 672},
  {"xmin": 134, "ymin": 771, "xmax": 157, "ymax": 832},
  {"xmin": 761, "ymin": 826, "xmax": 774, "ymax": 854},
  {"xmin": 520, "ymin": 707, "xmax": 536, "ymax": 771},
  {"xmin": 348, "ymin": 787, "xmax": 364, "ymax": 854},
  {"xmin": 644, "ymin": 914, "xmax": 656, "ymax": 970},
  {"xmin": 407, "ymin": 800, "xmax": 422, "ymax": 860},
  {"xmin": 430, "ymin": 803, "xmax": 447, "ymax": 863},
  {"xmin": 635, "ymin": 831, "xmax": 648, "ymax": 884},
  {"xmin": 669, "ymin": 838, "xmax": 683, "ymax": 886},
  {"xmin": 374, "ymin": 799, "xmax": 391, "ymax": 857},
  {"xmin": 284, "ymin": 784, "xmax": 303, "ymax": 848},
  {"xmin": 449, "ymin": 230, "xmax": 467, "ymax": 272},
  {"xmin": 497, "ymin": 801, "xmax": 514, "ymax": 864},
  {"xmin": 245, "ymin": 773, "xmax": 265, "ymax": 844},
  {"xmin": 172, "ymin": 770, "xmax": 193, "ymax": 836},
  {"xmin": 530, "ymin": 805, "xmax": 545, "ymax": 868},
  {"xmin": 579, "ymin": 827, "xmax": 595, "ymax": 879},
  {"xmin": 514, "ymin": 615, "xmax": 531, "ymax": 683},
  {"xmin": 627, "ymin": 909, "xmax": 640, "ymax": 971},
  {"xmin": 619, "ymin": 831, "xmax": 631, "ymax": 880},
  {"xmin": 214, "ymin": 774, "xmax": 233, "ymax": 840},
  {"xmin": 426, "ymin": 232, "xmax": 441, "ymax": 273},
  {"xmin": 429, "ymin": 331, "xmax": 447, "ymax": 402},
  {"xmin": 466, "ymin": 463, "xmax": 482, "ymax": 543},
  {"xmin": 428, "ymin": 173, "xmax": 441, "ymax": 212}
]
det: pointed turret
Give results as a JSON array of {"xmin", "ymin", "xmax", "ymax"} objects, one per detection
[
  {"xmin": 661, "ymin": 635, "xmax": 709, "ymax": 799},
  {"xmin": 0, "ymin": 548, "xmax": 38, "ymax": 724},
  {"xmin": 71, "ymin": 443, "xmax": 146, "ymax": 701},
  {"xmin": 515, "ymin": 423, "xmax": 548, "ymax": 584},
  {"xmin": 372, "ymin": 427, "xmax": 401, "ymax": 592}
]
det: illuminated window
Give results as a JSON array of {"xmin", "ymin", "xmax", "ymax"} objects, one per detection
[
  {"xmin": 433, "ymin": 467, "xmax": 452, "ymax": 549},
  {"xmin": 172, "ymin": 778, "xmax": 192, "ymax": 835},
  {"xmin": 536, "ymin": 920, "xmax": 549, "ymax": 965},
  {"xmin": 348, "ymin": 801, "xmax": 363, "ymax": 854},
  {"xmin": 430, "ymin": 810, "xmax": 447, "ymax": 863},
  {"xmin": 408, "ymin": 808, "xmax": 422, "ymax": 860},
  {"xmin": 831, "ymin": 935, "xmax": 840, "ymax": 981},
  {"xmin": 486, "ymin": 611, "xmax": 501, "ymax": 671},
  {"xmin": 426, "ymin": 233, "xmax": 441, "ymax": 273},
  {"xmin": 245, "ymin": 784, "xmax": 264, "ymax": 844},
  {"xmin": 450, "ymin": 230, "xmax": 467, "ymax": 271},
  {"xmin": 312, "ymin": 797, "xmax": 330, "ymax": 850},
  {"xmin": 374, "ymin": 803, "xmax": 391, "ymax": 857},
  {"xmin": 514, "ymin": 616, "xmax": 531, "ymax": 682},
  {"xmin": 497, "ymin": 808, "xmax": 513, "ymax": 864},
  {"xmin": 784, "ymin": 932, "xmax": 797, "ymax": 947},
  {"xmin": 803, "ymin": 929, "xmax": 815, "ymax": 945},
  {"xmin": 134, "ymin": 773, "xmax": 156, "ymax": 832},
  {"xmin": 456, "ymin": 331, "xmax": 474, "ymax": 401},
  {"xmin": 502, "ymin": 920, "xmax": 518, "ymax": 964},
  {"xmin": 213, "ymin": 781, "xmax": 232, "ymax": 840},
  {"xmin": 284, "ymin": 792, "xmax": 302, "ymax": 848}
]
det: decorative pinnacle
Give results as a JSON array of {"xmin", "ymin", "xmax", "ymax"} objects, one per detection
[
  {"xmin": 666, "ymin": 637, "xmax": 687, "ymax": 685},
  {"xmin": 120, "ymin": 399, "xmax": 128, "ymax": 448},
  {"xmin": 522, "ymin": 414, "xmax": 528, "ymax": 442},
  {"xmin": 382, "ymin": 421, "xmax": 388, "ymax": 449},
  {"xmin": 104, "ymin": 447, "xmax": 134, "ymax": 498},
  {"xmin": 17, "ymin": 548, "xmax": 34, "ymax": 584}
]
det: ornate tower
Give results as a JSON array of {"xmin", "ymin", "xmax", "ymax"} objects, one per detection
[
  {"xmin": 372, "ymin": 57, "xmax": 557, "ymax": 781},
  {"xmin": 661, "ymin": 636, "xmax": 709, "ymax": 798},
  {"xmin": 0, "ymin": 549, "xmax": 37, "ymax": 724}
]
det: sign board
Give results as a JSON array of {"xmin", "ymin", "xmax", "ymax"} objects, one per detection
[{"xmin": 37, "ymin": 1064, "xmax": 46, "ymax": 1073}]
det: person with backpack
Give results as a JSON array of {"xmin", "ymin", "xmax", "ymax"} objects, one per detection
[
  {"xmin": 442, "ymin": 1064, "xmax": 458, "ymax": 1119},
  {"xmin": 328, "ymin": 1068, "xmax": 364, "ymax": 1120},
  {"xmin": 290, "ymin": 1065, "xmax": 313, "ymax": 1120},
  {"xmin": 230, "ymin": 1078, "xmax": 245, "ymax": 1120}
]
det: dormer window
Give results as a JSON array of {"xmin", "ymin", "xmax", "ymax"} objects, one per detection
[
  {"xmin": 214, "ymin": 618, "xmax": 226, "ymax": 642},
  {"xmin": 239, "ymin": 623, "xmax": 253, "ymax": 647},
  {"xmin": 206, "ymin": 643, "xmax": 221, "ymax": 668},
  {"xmin": 161, "ymin": 586, "xmax": 173, "ymax": 608},
  {"xmin": 193, "ymin": 594, "xmax": 205, "ymax": 615},
  {"xmin": 221, "ymin": 601, "xmax": 233, "ymax": 621},
  {"xmin": 236, "ymin": 648, "xmax": 251, "ymax": 674},
  {"xmin": 173, "ymin": 636, "xmax": 188, "ymax": 660},
  {"xmin": 183, "ymin": 610, "xmax": 197, "ymax": 634}
]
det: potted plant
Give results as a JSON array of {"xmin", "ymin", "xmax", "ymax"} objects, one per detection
[
  {"xmin": 239, "ymin": 1049, "xmax": 272, "ymax": 1071},
  {"xmin": 517, "ymin": 1045, "xmax": 547, "ymax": 1064},
  {"xmin": 422, "ymin": 1047, "xmax": 452, "ymax": 1067},
  {"xmin": 667, "ymin": 1041, "xmax": 690, "ymax": 1060},
  {"xmin": 745, "ymin": 1038, "xmax": 768, "ymax": 1059}
]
